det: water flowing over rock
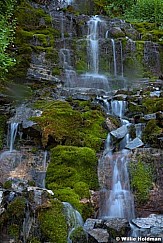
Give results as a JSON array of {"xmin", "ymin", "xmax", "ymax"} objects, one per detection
[
  {"xmin": 63, "ymin": 202, "xmax": 84, "ymax": 243},
  {"xmin": 98, "ymin": 99, "xmax": 135, "ymax": 221}
]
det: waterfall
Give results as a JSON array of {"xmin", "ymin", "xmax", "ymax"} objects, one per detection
[
  {"xmin": 60, "ymin": 0, "xmax": 74, "ymax": 7},
  {"xmin": 135, "ymin": 123, "xmax": 145, "ymax": 139},
  {"xmin": 98, "ymin": 99, "xmax": 135, "ymax": 221},
  {"xmin": 111, "ymin": 39, "xmax": 117, "ymax": 77},
  {"xmin": 8, "ymin": 122, "xmax": 19, "ymax": 152},
  {"xmin": 111, "ymin": 100, "xmax": 126, "ymax": 118},
  {"xmin": 87, "ymin": 16, "xmax": 101, "ymax": 73},
  {"xmin": 43, "ymin": 150, "xmax": 47, "ymax": 171},
  {"xmin": 63, "ymin": 202, "xmax": 84, "ymax": 243},
  {"xmin": 80, "ymin": 16, "xmax": 109, "ymax": 92},
  {"xmin": 107, "ymin": 150, "xmax": 135, "ymax": 220}
]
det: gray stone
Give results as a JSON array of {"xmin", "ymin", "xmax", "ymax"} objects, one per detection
[
  {"xmin": 144, "ymin": 113, "xmax": 156, "ymax": 120},
  {"xmin": 110, "ymin": 125, "xmax": 128, "ymax": 139},
  {"xmin": 125, "ymin": 137, "xmax": 144, "ymax": 150},
  {"xmin": 88, "ymin": 229, "xmax": 109, "ymax": 243},
  {"xmin": 132, "ymin": 214, "xmax": 163, "ymax": 229}
]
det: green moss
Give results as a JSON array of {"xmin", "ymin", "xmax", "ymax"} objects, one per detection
[
  {"xmin": 8, "ymin": 0, "xmax": 60, "ymax": 81},
  {"xmin": 129, "ymin": 160, "xmax": 153, "ymax": 204},
  {"xmin": 38, "ymin": 199, "xmax": 67, "ymax": 243},
  {"xmin": 142, "ymin": 119, "xmax": 162, "ymax": 146},
  {"xmin": 70, "ymin": 226, "xmax": 87, "ymax": 243},
  {"xmin": 27, "ymin": 238, "xmax": 41, "ymax": 243},
  {"xmin": 132, "ymin": 22, "xmax": 163, "ymax": 43},
  {"xmin": 142, "ymin": 97, "xmax": 163, "ymax": 114},
  {"xmin": 74, "ymin": 182, "xmax": 90, "ymax": 199},
  {"xmin": 47, "ymin": 145, "xmax": 98, "ymax": 189},
  {"xmin": 54, "ymin": 188, "xmax": 82, "ymax": 213},
  {"xmin": 32, "ymin": 100, "xmax": 107, "ymax": 151},
  {"xmin": 46, "ymin": 145, "xmax": 98, "ymax": 217},
  {"xmin": 3, "ymin": 180, "xmax": 12, "ymax": 189},
  {"xmin": 8, "ymin": 224, "xmax": 19, "ymax": 240},
  {"xmin": 7, "ymin": 196, "xmax": 26, "ymax": 220}
]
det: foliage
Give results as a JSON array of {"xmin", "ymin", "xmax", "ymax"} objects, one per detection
[
  {"xmin": 0, "ymin": 0, "xmax": 17, "ymax": 80},
  {"xmin": 129, "ymin": 160, "xmax": 153, "ymax": 203},
  {"xmin": 38, "ymin": 199, "xmax": 67, "ymax": 243},
  {"xmin": 94, "ymin": 0, "xmax": 163, "ymax": 25},
  {"xmin": 126, "ymin": 0, "xmax": 163, "ymax": 25}
]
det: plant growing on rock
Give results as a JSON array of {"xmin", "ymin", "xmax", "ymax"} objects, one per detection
[{"xmin": 129, "ymin": 159, "xmax": 153, "ymax": 204}]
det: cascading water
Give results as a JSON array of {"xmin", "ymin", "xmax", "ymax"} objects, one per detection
[
  {"xmin": 8, "ymin": 122, "xmax": 19, "ymax": 152},
  {"xmin": 81, "ymin": 16, "xmax": 109, "ymax": 91},
  {"xmin": 87, "ymin": 16, "xmax": 101, "ymax": 73},
  {"xmin": 111, "ymin": 100, "xmax": 126, "ymax": 118},
  {"xmin": 63, "ymin": 202, "xmax": 84, "ymax": 243},
  {"xmin": 98, "ymin": 100, "xmax": 135, "ymax": 220},
  {"xmin": 111, "ymin": 39, "xmax": 117, "ymax": 77}
]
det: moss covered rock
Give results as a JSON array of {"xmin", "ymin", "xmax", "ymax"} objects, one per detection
[
  {"xmin": 46, "ymin": 145, "xmax": 98, "ymax": 215},
  {"xmin": 38, "ymin": 199, "xmax": 67, "ymax": 243},
  {"xmin": 129, "ymin": 160, "xmax": 153, "ymax": 204},
  {"xmin": 32, "ymin": 100, "xmax": 107, "ymax": 151},
  {"xmin": 142, "ymin": 119, "xmax": 162, "ymax": 147},
  {"xmin": 70, "ymin": 226, "xmax": 87, "ymax": 243}
]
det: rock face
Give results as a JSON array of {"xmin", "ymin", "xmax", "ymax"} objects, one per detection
[
  {"xmin": 84, "ymin": 218, "xmax": 130, "ymax": 243},
  {"xmin": 130, "ymin": 148, "xmax": 163, "ymax": 217},
  {"xmin": 131, "ymin": 214, "xmax": 163, "ymax": 238}
]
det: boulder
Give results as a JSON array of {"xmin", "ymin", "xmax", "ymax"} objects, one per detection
[
  {"xmin": 144, "ymin": 113, "xmax": 156, "ymax": 120},
  {"xmin": 125, "ymin": 137, "xmax": 144, "ymax": 150},
  {"xmin": 131, "ymin": 214, "xmax": 163, "ymax": 237},
  {"xmin": 109, "ymin": 27, "xmax": 125, "ymax": 38},
  {"xmin": 110, "ymin": 125, "xmax": 128, "ymax": 139},
  {"xmin": 87, "ymin": 229, "xmax": 109, "ymax": 243}
]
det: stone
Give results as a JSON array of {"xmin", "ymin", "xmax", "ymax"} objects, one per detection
[
  {"xmin": 110, "ymin": 125, "xmax": 128, "ymax": 139},
  {"xmin": 125, "ymin": 137, "xmax": 144, "ymax": 150},
  {"xmin": 104, "ymin": 218, "xmax": 129, "ymax": 232},
  {"xmin": 87, "ymin": 229, "xmax": 109, "ymax": 243},
  {"xmin": 109, "ymin": 27, "xmax": 125, "ymax": 38},
  {"xmin": 144, "ymin": 113, "xmax": 156, "ymax": 120}
]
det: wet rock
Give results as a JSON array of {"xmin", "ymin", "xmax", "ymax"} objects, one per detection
[
  {"xmin": 125, "ymin": 137, "xmax": 144, "ymax": 150},
  {"xmin": 88, "ymin": 228, "xmax": 109, "ymax": 243},
  {"xmin": 144, "ymin": 113, "xmax": 156, "ymax": 120},
  {"xmin": 104, "ymin": 218, "xmax": 130, "ymax": 239},
  {"xmin": 84, "ymin": 219, "xmax": 109, "ymax": 243},
  {"xmin": 131, "ymin": 214, "xmax": 163, "ymax": 237},
  {"xmin": 109, "ymin": 27, "xmax": 125, "ymax": 38},
  {"xmin": 9, "ymin": 104, "xmax": 42, "ymax": 129},
  {"xmin": 110, "ymin": 125, "xmax": 128, "ymax": 139}
]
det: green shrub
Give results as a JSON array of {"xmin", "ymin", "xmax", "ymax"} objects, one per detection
[{"xmin": 126, "ymin": 0, "xmax": 163, "ymax": 25}]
